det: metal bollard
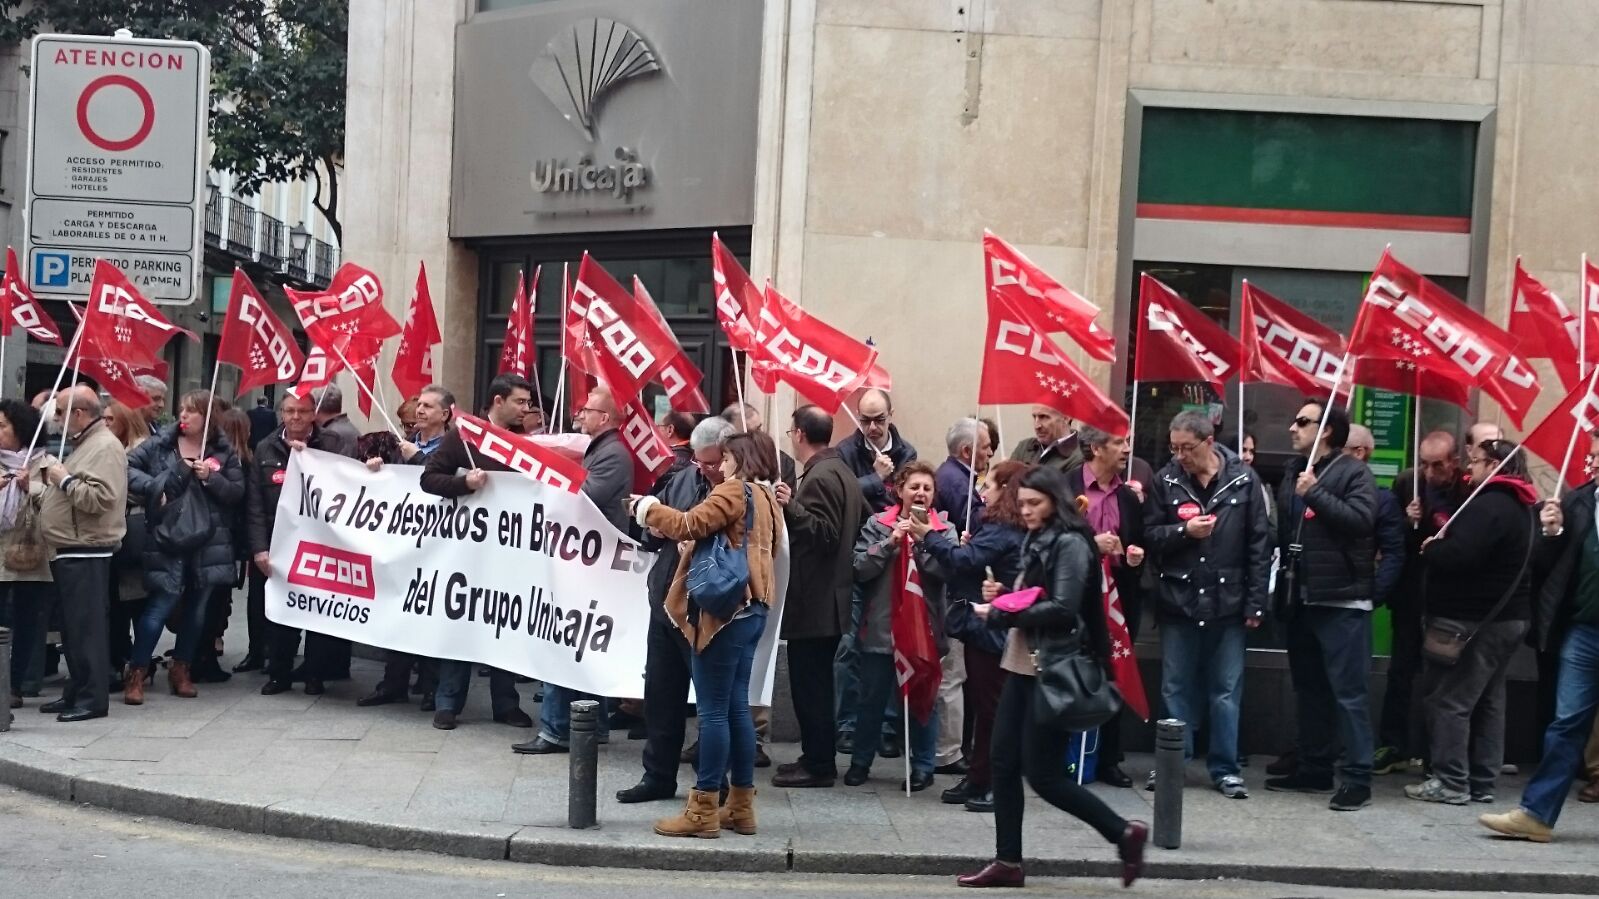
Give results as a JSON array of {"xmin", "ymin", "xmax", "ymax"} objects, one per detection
[
  {"xmin": 568, "ymin": 699, "xmax": 599, "ymax": 829},
  {"xmin": 1153, "ymin": 718, "xmax": 1185, "ymax": 849},
  {"xmin": 0, "ymin": 627, "xmax": 11, "ymax": 733}
]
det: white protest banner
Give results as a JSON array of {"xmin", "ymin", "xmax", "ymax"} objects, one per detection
[{"xmin": 266, "ymin": 449, "xmax": 785, "ymax": 705}]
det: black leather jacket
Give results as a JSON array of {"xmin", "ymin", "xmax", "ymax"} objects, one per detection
[
  {"xmin": 1145, "ymin": 445, "xmax": 1273, "ymax": 624},
  {"xmin": 987, "ymin": 526, "xmax": 1111, "ymax": 670}
]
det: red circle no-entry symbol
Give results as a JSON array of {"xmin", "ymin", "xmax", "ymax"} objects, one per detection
[{"xmin": 75, "ymin": 74, "xmax": 156, "ymax": 152}]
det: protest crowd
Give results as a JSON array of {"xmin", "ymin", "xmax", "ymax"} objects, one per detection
[{"xmin": 5, "ymin": 237, "xmax": 1599, "ymax": 891}]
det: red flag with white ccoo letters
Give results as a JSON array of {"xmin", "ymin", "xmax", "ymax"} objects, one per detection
[
  {"xmin": 218, "ymin": 268, "xmax": 306, "ymax": 396},
  {"xmin": 978, "ymin": 289, "xmax": 1129, "ymax": 436},
  {"xmin": 984, "ymin": 231, "xmax": 1117, "ymax": 363},
  {"xmin": 1133, "ymin": 274, "xmax": 1239, "ymax": 392}
]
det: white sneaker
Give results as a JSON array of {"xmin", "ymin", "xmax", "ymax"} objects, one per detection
[
  {"xmin": 1144, "ymin": 770, "xmax": 1157, "ymax": 792},
  {"xmin": 1405, "ymin": 777, "xmax": 1468, "ymax": 805},
  {"xmin": 1217, "ymin": 775, "xmax": 1248, "ymax": 799}
]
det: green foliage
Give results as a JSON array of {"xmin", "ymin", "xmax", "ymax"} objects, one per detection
[{"xmin": 2, "ymin": 0, "xmax": 347, "ymax": 241}]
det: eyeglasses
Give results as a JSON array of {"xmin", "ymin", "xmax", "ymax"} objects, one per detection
[
  {"xmin": 1169, "ymin": 441, "xmax": 1203, "ymax": 456},
  {"xmin": 576, "ymin": 406, "xmax": 607, "ymax": 416},
  {"xmin": 859, "ymin": 414, "xmax": 889, "ymax": 426},
  {"xmin": 1291, "ymin": 416, "xmax": 1317, "ymax": 429}
]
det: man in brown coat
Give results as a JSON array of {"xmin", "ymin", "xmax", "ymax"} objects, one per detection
[{"xmin": 771, "ymin": 404, "xmax": 866, "ymax": 788}]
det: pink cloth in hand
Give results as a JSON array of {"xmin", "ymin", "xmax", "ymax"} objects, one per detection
[{"xmin": 991, "ymin": 587, "xmax": 1041, "ymax": 613}]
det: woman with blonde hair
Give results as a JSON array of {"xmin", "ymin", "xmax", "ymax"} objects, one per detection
[{"xmin": 102, "ymin": 401, "xmax": 151, "ymax": 449}]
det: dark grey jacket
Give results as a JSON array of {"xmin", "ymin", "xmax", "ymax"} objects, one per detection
[
  {"xmin": 1145, "ymin": 444, "xmax": 1273, "ymax": 624},
  {"xmin": 582, "ymin": 428, "xmax": 634, "ymax": 532},
  {"xmin": 852, "ymin": 511, "xmax": 953, "ymax": 657},
  {"xmin": 836, "ymin": 425, "xmax": 917, "ymax": 513},
  {"xmin": 782, "ymin": 448, "xmax": 868, "ymax": 639},
  {"xmin": 127, "ymin": 426, "xmax": 247, "ymax": 595}
]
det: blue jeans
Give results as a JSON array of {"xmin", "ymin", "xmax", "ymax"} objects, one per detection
[
  {"xmin": 1159, "ymin": 618, "xmax": 1245, "ymax": 781},
  {"xmin": 1, "ymin": 582, "xmax": 51, "ymax": 693},
  {"xmin": 851, "ymin": 652, "xmax": 937, "ymax": 777},
  {"xmin": 538, "ymin": 684, "xmax": 610, "ymax": 746},
  {"xmin": 1522, "ymin": 623, "xmax": 1599, "ymax": 827},
  {"xmin": 131, "ymin": 586, "xmax": 209, "ymax": 669},
  {"xmin": 691, "ymin": 611, "xmax": 766, "ymax": 791},
  {"xmin": 1287, "ymin": 606, "xmax": 1374, "ymax": 786},
  {"xmin": 835, "ymin": 584, "xmax": 899, "ymax": 740},
  {"xmin": 433, "ymin": 661, "xmax": 522, "ymax": 717}
]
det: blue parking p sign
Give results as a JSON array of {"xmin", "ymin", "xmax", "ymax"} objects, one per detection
[{"xmin": 33, "ymin": 252, "xmax": 69, "ymax": 288}]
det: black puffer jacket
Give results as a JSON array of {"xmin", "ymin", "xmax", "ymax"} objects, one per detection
[
  {"xmin": 987, "ymin": 526, "xmax": 1112, "ymax": 672},
  {"xmin": 248, "ymin": 427, "xmax": 343, "ymax": 555},
  {"xmin": 1277, "ymin": 451, "xmax": 1377, "ymax": 607},
  {"xmin": 1145, "ymin": 445, "xmax": 1273, "ymax": 624},
  {"xmin": 1422, "ymin": 477, "xmax": 1537, "ymax": 622},
  {"xmin": 836, "ymin": 425, "xmax": 917, "ymax": 513},
  {"xmin": 127, "ymin": 425, "xmax": 246, "ymax": 595},
  {"xmin": 1531, "ymin": 482, "xmax": 1597, "ymax": 651}
]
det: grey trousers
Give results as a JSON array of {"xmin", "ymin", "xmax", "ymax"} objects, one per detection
[
  {"xmin": 1421, "ymin": 618, "xmax": 1529, "ymax": 794},
  {"xmin": 52, "ymin": 557, "xmax": 111, "ymax": 715}
]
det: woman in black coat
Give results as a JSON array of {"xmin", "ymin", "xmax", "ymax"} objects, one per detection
[
  {"xmin": 125, "ymin": 391, "xmax": 245, "ymax": 700},
  {"xmin": 958, "ymin": 466, "xmax": 1148, "ymax": 890},
  {"xmin": 1411, "ymin": 439, "xmax": 1537, "ymax": 805}
]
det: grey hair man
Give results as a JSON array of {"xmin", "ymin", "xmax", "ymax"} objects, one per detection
[
  {"xmin": 311, "ymin": 383, "xmax": 360, "ymax": 456},
  {"xmin": 722, "ymin": 402, "xmax": 763, "ymax": 434},
  {"xmin": 134, "ymin": 375, "xmax": 168, "ymax": 427},
  {"xmin": 935, "ymin": 417, "xmax": 992, "ymax": 530},
  {"xmin": 1144, "ymin": 408, "xmax": 1272, "ymax": 798},
  {"xmin": 38, "ymin": 384, "xmax": 128, "ymax": 722}
]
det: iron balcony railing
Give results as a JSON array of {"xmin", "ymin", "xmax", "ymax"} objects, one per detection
[{"xmin": 199, "ymin": 191, "xmax": 337, "ymax": 288}]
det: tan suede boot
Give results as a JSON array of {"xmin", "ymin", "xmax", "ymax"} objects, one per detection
[
  {"xmin": 123, "ymin": 666, "xmax": 146, "ymax": 705},
  {"xmin": 168, "ymin": 661, "xmax": 198, "ymax": 698},
  {"xmin": 719, "ymin": 785, "xmax": 757, "ymax": 835},
  {"xmin": 653, "ymin": 788, "xmax": 720, "ymax": 838}
]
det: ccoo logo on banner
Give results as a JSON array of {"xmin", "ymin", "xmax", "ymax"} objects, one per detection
[{"xmin": 266, "ymin": 449, "xmax": 786, "ymax": 703}]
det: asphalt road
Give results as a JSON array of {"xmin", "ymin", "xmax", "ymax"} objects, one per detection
[{"xmin": 0, "ymin": 788, "xmax": 1577, "ymax": 899}]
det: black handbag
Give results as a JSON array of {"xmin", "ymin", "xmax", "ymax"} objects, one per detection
[
  {"xmin": 1030, "ymin": 627, "xmax": 1123, "ymax": 732},
  {"xmin": 114, "ymin": 506, "xmax": 147, "ymax": 570},
  {"xmin": 149, "ymin": 473, "xmax": 211, "ymax": 554},
  {"xmin": 1421, "ymin": 510, "xmax": 1535, "ymax": 667}
]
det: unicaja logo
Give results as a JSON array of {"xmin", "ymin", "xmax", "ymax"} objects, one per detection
[
  {"xmin": 530, "ymin": 18, "xmax": 660, "ymax": 142},
  {"xmin": 528, "ymin": 18, "xmax": 658, "ymax": 202}
]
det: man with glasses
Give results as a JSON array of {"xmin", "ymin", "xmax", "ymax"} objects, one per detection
[
  {"xmin": 419, "ymin": 374, "xmax": 537, "ymax": 732},
  {"xmin": 1268, "ymin": 400, "xmax": 1378, "ymax": 811},
  {"xmin": 836, "ymin": 389, "xmax": 916, "ymax": 514},
  {"xmin": 1143, "ymin": 410, "xmax": 1271, "ymax": 799},
  {"xmin": 518, "ymin": 384, "xmax": 634, "ymax": 754},
  {"xmin": 617, "ymin": 416, "xmax": 737, "ymax": 804},
  {"xmin": 1366, "ymin": 430, "xmax": 1470, "ymax": 777}
]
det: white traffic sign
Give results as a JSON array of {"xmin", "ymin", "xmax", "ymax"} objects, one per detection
[{"xmin": 24, "ymin": 33, "xmax": 209, "ymax": 304}]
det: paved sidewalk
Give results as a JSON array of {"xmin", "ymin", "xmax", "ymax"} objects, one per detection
[{"xmin": 2, "ymin": 650, "xmax": 1597, "ymax": 892}]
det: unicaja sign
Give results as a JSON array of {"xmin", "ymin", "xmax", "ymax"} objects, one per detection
[{"xmin": 528, "ymin": 18, "xmax": 658, "ymax": 200}]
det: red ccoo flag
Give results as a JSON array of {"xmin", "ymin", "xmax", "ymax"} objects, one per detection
[
  {"xmin": 1101, "ymin": 557, "xmax": 1149, "ymax": 721},
  {"xmin": 711, "ymin": 233, "xmax": 763, "ymax": 354},
  {"xmin": 287, "ymin": 262, "xmax": 400, "ymax": 353},
  {"xmin": 498, "ymin": 268, "xmax": 537, "ymax": 379},
  {"xmin": 891, "ymin": 534, "xmax": 941, "ymax": 725},
  {"xmin": 633, "ymin": 277, "xmax": 710, "ymax": 413},
  {"xmin": 1510, "ymin": 259, "xmax": 1581, "ymax": 390},
  {"xmin": 1239, "ymin": 281, "xmax": 1343, "ymax": 395},
  {"xmin": 80, "ymin": 260, "xmax": 195, "ymax": 371},
  {"xmin": 1134, "ymin": 274, "xmax": 1239, "ymax": 392},
  {"xmin": 454, "ymin": 409, "xmax": 588, "ymax": 494},
  {"xmin": 2, "ymin": 247, "xmax": 62, "ymax": 345},
  {"xmin": 1522, "ymin": 368, "xmax": 1599, "ymax": 490},
  {"xmin": 984, "ymin": 231, "xmax": 1117, "ymax": 363},
  {"xmin": 979, "ymin": 289, "xmax": 1130, "ymax": 436},
  {"xmin": 393, "ymin": 262, "xmax": 443, "ymax": 401},
  {"xmin": 1349, "ymin": 249, "xmax": 1539, "ymax": 427},
  {"xmin": 218, "ymin": 268, "xmax": 306, "ymax": 396},
  {"xmin": 748, "ymin": 283, "xmax": 877, "ymax": 413}
]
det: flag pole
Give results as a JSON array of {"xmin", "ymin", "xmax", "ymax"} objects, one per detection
[
  {"xmin": 1436, "ymin": 444, "xmax": 1525, "ymax": 538},
  {"xmin": 1412, "ymin": 368, "xmax": 1422, "ymax": 529},
  {"xmin": 1582, "ymin": 253, "xmax": 1590, "ymax": 381},
  {"xmin": 328, "ymin": 342, "xmax": 403, "ymax": 439},
  {"xmin": 24, "ymin": 327, "xmax": 84, "ymax": 459},
  {"xmin": 1236, "ymin": 379, "xmax": 1244, "ymax": 455},
  {"xmin": 993, "ymin": 406, "xmax": 1005, "ymax": 457},
  {"xmin": 1125, "ymin": 382, "xmax": 1140, "ymax": 480},
  {"xmin": 57, "ymin": 352, "xmax": 82, "ymax": 458},
  {"xmin": 731, "ymin": 349, "xmax": 749, "ymax": 431},
  {"xmin": 553, "ymin": 262, "xmax": 570, "ymax": 434},
  {"xmin": 1556, "ymin": 365, "xmax": 1599, "ymax": 500},
  {"xmin": 0, "ymin": 328, "xmax": 8, "ymax": 400},
  {"xmin": 198, "ymin": 359, "xmax": 222, "ymax": 460},
  {"xmin": 1308, "ymin": 354, "xmax": 1351, "ymax": 458},
  {"xmin": 963, "ymin": 412, "xmax": 979, "ymax": 536}
]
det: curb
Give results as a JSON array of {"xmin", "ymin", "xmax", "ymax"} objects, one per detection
[{"xmin": 0, "ymin": 746, "xmax": 1594, "ymax": 893}]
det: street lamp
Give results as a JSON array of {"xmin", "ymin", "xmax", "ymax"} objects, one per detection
[{"xmin": 288, "ymin": 221, "xmax": 311, "ymax": 255}]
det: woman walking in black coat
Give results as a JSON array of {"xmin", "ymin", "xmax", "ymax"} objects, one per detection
[
  {"xmin": 125, "ymin": 391, "xmax": 245, "ymax": 700},
  {"xmin": 958, "ymin": 466, "xmax": 1148, "ymax": 890}
]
